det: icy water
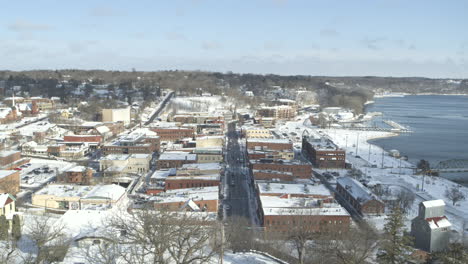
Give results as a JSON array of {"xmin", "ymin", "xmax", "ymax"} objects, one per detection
[{"xmin": 365, "ymin": 95, "xmax": 468, "ymax": 183}]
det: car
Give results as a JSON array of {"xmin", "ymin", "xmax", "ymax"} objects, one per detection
[{"xmin": 13, "ymin": 168, "xmax": 22, "ymax": 171}]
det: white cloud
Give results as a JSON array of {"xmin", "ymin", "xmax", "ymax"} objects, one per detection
[
  {"xmin": 201, "ymin": 41, "xmax": 222, "ymax": 50},
  {"xmin": 8, "ymin": 20, "xmax": 52, "ymax": 32}
]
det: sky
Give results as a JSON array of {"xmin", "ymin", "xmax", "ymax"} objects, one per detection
[{"xmin": 1, "ymin": 0, "xmax": 467, "ymax": 78}]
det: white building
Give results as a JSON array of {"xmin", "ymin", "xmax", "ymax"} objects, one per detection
[
  {"xmin": 411, "ymin": 200, "xmax": 452, "ymax": 252},
  {"xmin": 102, "ymin": 107, "xmax": 131, "ymax": 125}
]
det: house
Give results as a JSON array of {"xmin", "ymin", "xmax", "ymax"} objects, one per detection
[
  {"xmin": 0, "ymin": 193, "xmax": 16, "ymax": 217},
  {"xmin": 336, "ymin": 177, "xmax": 385, "ymax": 215},
  {"xmin": 411, "ymin": 200, "xmax": 451, "ymax": 252}
]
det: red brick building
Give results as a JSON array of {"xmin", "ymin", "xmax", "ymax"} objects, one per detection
[
  {"xmin": 157, "ymin": 152, "xmax": 197, "ymax": 169},
  {"xmin": 253, "ymin": 170, "xmax": 295, "ymax": 181},
  {"xmin": 64, "ymin": 135, "xmax": 102, "ymax": 144},
  {"xmin": 102, "ymin": 134, "xmax": 160, "ymax": 155},
  {"xmin": 0, "ymin": 170, "xmax": 20, "ymax": 195},
  {"xmin": 151, "ymin": 127, "xmax": 195, "ymax": 141},
  {"xmin": 60, "ymin": 166, "xmax": 93, "ymax": 185},
  {"xmin": 250, "ymin": 160, "xmax": 312, "ymax": 179},
  {"xmin": 247, "ymin": 139, "xmax": 292, "ymax": 151},
  {"xmin": 165, "ymin": 175, "xmax": 220, "ymax": 190},
  {"xmin": 336, "ymin": 177, "xmax": 385, "ymax": 215},
  {"xmin": 302, "ymin": 136, "xmax": 346, "ymax": 169}
]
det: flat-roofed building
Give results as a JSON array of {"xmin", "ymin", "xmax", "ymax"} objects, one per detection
[
  {"xmin": 152, "ymin": 186, "xmax": 219, "ymax": 212},
  {"xmin": 302, "ymin": 135, "xmax": 346, "ymax": 169},
  {"xmin": 336, "ymin": 177, "xmax": 385, "ymax": 215},
  {"xmin": 0, "ymin": 170, "xmax": 20, "ymax": 195},
  {"xmin": 157, "ymin": 151, "xmax": 197, "ymax": 169},
  {"xmin": 246, "ymin": 138, "xmax": 293, "ymax": 151}
]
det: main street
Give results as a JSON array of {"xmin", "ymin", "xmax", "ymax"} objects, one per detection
[{"xmin": 224, "ymin": 121, "xmax": 254, "ymax": 221}]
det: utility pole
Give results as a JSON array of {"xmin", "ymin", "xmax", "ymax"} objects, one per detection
[
  {"xmin": 368, "ymin": 142, "xmax": 371, "ymax": 162},
  {"xmin": 355, "ymin": 133, "xmax": 359, "ymax": 156},
  {"xmin": 219, "ymin": 222, "xmax": 224, "ymax": 264},
  {"xmin": 345, "ymin": 134, "xmax": 348, "ymax": 149},
  {"xmin": 381, "ymin": 148, "xmax": 385, "ymax": 168}
]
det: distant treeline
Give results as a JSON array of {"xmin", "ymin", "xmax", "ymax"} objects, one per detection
[{"xmin": 0, "ymin": 70, "xmax": 466, "ymax": 113}]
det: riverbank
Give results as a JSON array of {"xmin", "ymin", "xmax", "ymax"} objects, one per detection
[{"xmin": 322, "ymin": 128, "xmax": 468, "ymax": 234}]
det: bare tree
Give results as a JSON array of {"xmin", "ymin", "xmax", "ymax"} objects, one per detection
[
  {"xmin": 102, "ymin": 208, "xmax": 221, "ymax": 264},
  {"xmin": 22, "ymin": 214, "xmax": 72, "ymax": 264},
  {"xmin": 313, "ymin": 225, "xmax": 379, "ymax": 264},
  {"xmin": 445, "ymin": 187, "xmax": 466, "ymax": 206},
  {"xmin": 224, "ymin": 215, "xmax": 253, "ymax": 252},
  {"xmin": 393, "ymin": 190, "xmax": 416, "ymax": 214}
]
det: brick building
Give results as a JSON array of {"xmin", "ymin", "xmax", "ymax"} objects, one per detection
[
  {"xmin": 60, "ymin": 166, "xmax": 93, "ymax": 185},
  {"xmin": 336, "ymin": 177, "xmax": 385, "ymax": 215},
  {"xmin": 157, "ymin": 152, "xmax": 197, "ymax": 169},
  {"xmin": 302, "ymin": 136, "xmax": 346, "ymax": 169},
  {"xmin": 250, "ymin": 160, "xmax": 312, "ymax": 179},
  {"xmin": 151, "ymin": 127, "xmax": 195, "ymax": 141},
  {"xmin": 165, "ymin": 175, "xmax": 220, "ymax": 190},
  {"xmin": 63, "ymin": 135, "xmax": 102, "ymax": 144},
  {"xmin": 253, "ymin": 170, "xmax": 295, "ymax": 181},
  {"xmin": 0, "ymin": 151, "xmax": 28, "ymax": 169},
  {"xmin": 256, "ymin": 105, "xmax": 296, "ymax": 120},
  {"xmin": 259, "ymin": 195, "xmax": 350, "ymax": 235},
  {"xmin": 246, "ymin": 138, "xmax": 293, "ymax": 151},
  {"xmin": 0, "ymin": 170, "xmax": 20, "ymax": 195}
]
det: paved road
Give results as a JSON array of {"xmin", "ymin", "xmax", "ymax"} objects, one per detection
[{"xmin": 224, "ymin": 121, "xmax": 253, "ymax": 220}]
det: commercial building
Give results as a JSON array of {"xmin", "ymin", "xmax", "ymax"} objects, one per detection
[
  {"xmin": 157, "ymin": 151, "xmax": 197, "ymax": 169},
  {"xmin": 336, "ymin": 177, "xmax": 385, "ymax": 215},
  {"xmin": 259, "ymin": 195, "xmax": 351, "ymax": 234},
  {"xmin": 0, "ymin": 150, "xmax": 28, "ymax": 170},
  {"xmin": 32, "ymin": 184, "xmax": 126, "ymax": 210},
  {"xmin": 102, "ymin": 132, "xmax": 160, "ymax": 155},
  {"xmin": 246, "ymin": 138, "xmax": 293, "ymax": 151},
  {"xmin": 0, "ymin": 170, "xmax": 20, "ymax": 195},
  {"xmin": 302, "ymin": 136, "xmax": 346, "ymax": 169},
  {"xmin": 102, "ymin": 107, "xmax": 131, "ymax": 126},
  {"xmin": 194, "ymin": 148, "xmax": 223, "ymax": 163},
  {"xmin": 152, "ymin": 186, "xmax": 219, "ymax": 212},
  {"xmin": 195, "ymin": 136, "xmax": 224, "ymax": 148},
  {"xmin": 165, "ymin": 174, "xmax": 220, "ymax": 190},
  {"xmin": 59, "ymin": 166, "xmax": 93, "ymax": 185},
  {"xmin": 99, "ymin": 153, "xmax": 152, "ymax": 175},
  {"xmin": 257, "ymin": 182, "xmax": 334, "ymax": 201},
  {"xmin": 411, "ymin": 200, "xmax": 452, "ymax": 252},
  {"xmin": 256, "ymin": 105, "xmax": 296, "ymax": 120},
  {"xmin": 250, "ymin": 159, "xmax": 312, "ymax": 179},
  {"xmin": 151, "ymin": 127, "xmax": 195, "ymax": 141}
]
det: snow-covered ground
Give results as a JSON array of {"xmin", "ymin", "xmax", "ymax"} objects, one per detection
[
  {"xmin": 274, "ymin": 114, "xmax": 468, "ymax": 237},
  {"xmin": 322, "ymin": 128, "xmax": 468, "ymax": 235},
  {"xmin": 20, "ymin": 158, "xmax": 76, "ymax": 189}
]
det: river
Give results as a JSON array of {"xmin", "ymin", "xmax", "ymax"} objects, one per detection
[{"xmin": 365, "ymin": 95, "xmax": 468, "ymax": 183}]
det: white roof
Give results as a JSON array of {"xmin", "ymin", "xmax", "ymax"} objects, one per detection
[
  {"xmin": 427, "ymin": 216, "xmax": 452, "ymax": 230},
  {"xmin": 260, "ymin": 195, "xmax": 349, "ymax": 216},
  {"xmin": 422, "ymin": 199, "xmax": 445, "ymax": 208},
  {"xmin": 0, "ymin": 170, "xmax": 17, "ymax": 179},
  {"xmin": 95, "ymin": 126, "xmax": 110, "ymax": 134},
  {"xmin": 151, "ymin": 186, "xmax": 219, "ymax": 204},
  {"xmin": 257, "ymin": 183, "xmax": 332, "ymax": 197},
  {"xmin": 83, "ymin": 184, "xmax": 126, "ymax": 200},
  {"xmin": 35, "ymin": 184, "xmax": 91, "ymax": 197},
  {"xmin": 337, "ymin": 177, "xmax": 381, "ymax": 204},
  {"xmin": 180, "ymin": 162, "xmax": 222, "ymax": 171},
  {"xmin": 159, "ymin": 152, "xmax": 197, "ymax": 161},
  {"xmin": 247, "ymin": 138, "xmax": 291, "ymax": 144},
  {"xmin": 66, "ymin": 166, "xmax": 87, "ymax": 173},
  {"xmin": 150, "ymin": 168, "xmax": 177, "ymax": 180}
]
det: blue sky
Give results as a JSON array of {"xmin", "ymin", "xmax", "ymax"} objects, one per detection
[{"xmin": 1, "ymin": 0, "xmax": 467, "ymax": 77}]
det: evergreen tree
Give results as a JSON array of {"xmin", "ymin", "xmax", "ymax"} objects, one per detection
[
  {"xmin": 378, "ymin": 207, "xmax": 413, "ymax": 264},
  {"xmin": 11, "ymin": 214, "xmax": 21, "ymax": 240},
  {"xmin": 0, "ymin": 215, "xmax": 8, "ymax": 240}
]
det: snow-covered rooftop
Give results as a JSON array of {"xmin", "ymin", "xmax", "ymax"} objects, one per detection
[
  {"xmin": 336, "ymin": 177, "xmax": 381, "ymax": 204},
  {"xmin": 159, "ymin": 152, "xmax": 197, "ymax": 161},
  {"xmin": 150, "ymin": 186, "xmax": 219, "ymax": 204},
  {"xmin": 257, "ymin": 182, "xmax": 332, "ymax": 197},
  {"xmin": 422, "ymin": 199, "xmax": 445, "ymax": 208}
]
